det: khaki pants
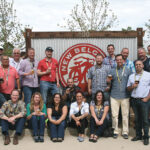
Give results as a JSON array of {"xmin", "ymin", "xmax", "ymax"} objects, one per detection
[{"xmin": 110, "ymin": 97, "xmax": 129, "ymax": 135}]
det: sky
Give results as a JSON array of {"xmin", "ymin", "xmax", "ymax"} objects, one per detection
[{"xmin": 12, "ymin": 0, "xmax": 150, "ymax": 32}]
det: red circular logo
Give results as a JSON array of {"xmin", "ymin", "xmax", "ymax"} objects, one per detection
[{"xmin": 58, "ymin": 43, "xmax": 106, "ymax": 91}]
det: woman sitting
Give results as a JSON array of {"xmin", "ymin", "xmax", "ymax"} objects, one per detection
[
  {"xmin": 89, "ymin": 90, "xmax": 109, "ymax": 142},
  {"xmin": 47, "ymin": 93, "xmax": 67, "ymax": 142},
  {"xmin": 26, "ymin": 92, "xmax": 47, "ymax": 142},
  {"xmin": 69, "ymin": 91, "xmax": 89, "ymax": 142},
  {"xmin": 0, "ymin": 89, "xmax": 26, "ymax": 145}
]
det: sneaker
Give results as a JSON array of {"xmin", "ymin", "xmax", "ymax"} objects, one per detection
[
  {"xmin": 78, "ymin": 137, "xmax": 84, "ymax": 142},
  {"xmin": 113, "ymin": 134, "xmax": 118, "ymax": 139},
  {"xmin": 34, "ymin": 136, "xmax": 39, "ymax": 142},
  {"xmin": 52, "ymin": 138, "xmax": 57, "ymax": 142},
  {"xmin": 39, "ymin": 136, "xmax": 44, "ymax": 142},
  {"xmin": 57, "ymin": 138, "xmax": 63, "ymax": 142},
  {"xmin": 122, "ymin": 134, "xmax": 128, "ymax": 139}
]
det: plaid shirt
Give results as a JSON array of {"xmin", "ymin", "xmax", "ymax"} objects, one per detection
[
  {"xmin": 88, "ymin": 64, "xmax": 111, "ymax": 94},
  {"xmin": 0, "ymin": 100, "xmax": 26, "ymax": 118},
  {"xmin": 103, "ymin": 56, "xmax": 116, "ymax": 68}
]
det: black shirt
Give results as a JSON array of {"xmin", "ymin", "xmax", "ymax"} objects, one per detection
[{"xmin": 47, "ymin": 103, "xmax": 65, "ymax": 117}]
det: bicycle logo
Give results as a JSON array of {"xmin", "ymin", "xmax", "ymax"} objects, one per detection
[{"xmin": 58, "ymin": 43, "xmax": 106, "ymax": 91}]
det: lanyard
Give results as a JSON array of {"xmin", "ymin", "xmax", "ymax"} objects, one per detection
[
  {"xmin": 13, "ymin": 59, "xmax": 21, "ymax": 70},
  {"xmin": 116, "ymin": 65, "xmax": 125, "ymax": 83},
  {"xmin": 2, "ymin": 67, "xmax": 10, "ymax": 86},
  {"xmin": 96, "ymin": 105, "xmax": 102, "ymax": 117},
  {"xmin": 46, "ymin": 59, "xmax": 53, "ymax": 69},
  {"xmin": 134, "ymin": 71, "xmax": 143, "ymax": 82}
]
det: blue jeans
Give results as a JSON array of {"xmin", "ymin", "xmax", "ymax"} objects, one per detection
[
  {"xmin": 23, "ymin": 86, "xmax": 39, "ymax": 105},
  {"xmin": 30, "ymin": 115, "xmax": 45, "ymax": 136},
  {"xmin": 0, "ymin": 93, "xmax": 6, "ymax": 108},
  {"xmin": 40, "ymin": 81, "xmax": 59, "ymax": 104},
  {"xmin": 90, "ymin": 116, "xmax": 108, "ymax": 136},
  {"xmin": 1, "ymin": 117, "xmax": 26, "ymax": 135},
  {"xmin": 49, "ymin": 116, "xmax": 66, "ymax": 139},
  {"xmin": 131, "ymin": 98, "xmax": 150, "ymax": 139}
]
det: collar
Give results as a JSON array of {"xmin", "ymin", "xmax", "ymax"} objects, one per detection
[
  {"xmin": 95, "ymin": 64, "xmax": 103, "ymax": 69},
  {"xmin": 135, "ymin": 70, "xmax": 144, "ymax": 75},
  {"xmin": 45, "ymin": 57, "xmax": 53, "ymax": 62}
]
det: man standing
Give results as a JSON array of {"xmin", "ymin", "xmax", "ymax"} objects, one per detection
[
  {"xmin": 18, "ymin": 48, "xmax": 39, "ymax": 105},
  {"xmin": 121, "ymin": 48, "xmax": 135, "ymax": 73},
  {"xmin": 146, "ymin": 45, "xmax": 150, "ymax": 58},
  {"xmin": 0, "ymin": 46, "xmax": 4, "ymax": 65},
  {"xmin": 103, "ymin": 44, "xmax": 116, "ymax": 68},
  {"xmin": 37, "ymin": 47, "xmax": 60, "ymax": 104},
  {"xmin": 109, "ymin": 54, "xmax": 131, "ymax": 139},
  {"xmin": 88, "ymin": 54, "xmax": 111, "ymax": 99},
  {"xmin": 9, "ymin": 48, "xmax": 23, "ymax": 72},
  {"xmin": 127, "ymin": 60, "xmax": 150, "ymax": 145},
  {"xmin": 137, "ymin": 47, "xmax": 150, "ymax": 72},
  {"xmin": 0, "ymin": 55, "xmax": 20, "ymax": 107}
]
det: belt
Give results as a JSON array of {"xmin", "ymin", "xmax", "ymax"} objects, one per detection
[
  {"xmin": 49, "ymin": 81, "xmax": 56, "ymax": 84},
  {"xmin": 131, "ymin": 97, "xmax": 143, "ymax": 100}
]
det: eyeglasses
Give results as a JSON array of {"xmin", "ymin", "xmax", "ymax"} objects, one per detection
[{"xmin": 14, "ymin": 53, "xmax": 20, "ymax": 54}]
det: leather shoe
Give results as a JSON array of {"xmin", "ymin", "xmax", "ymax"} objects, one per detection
[
  {"xmin": 131, "ymin": 136, "xmax": 142, "ymax": 141},
  {"xmin": 4, "ymin": 135, "xmax": 11, "ymax": 145},
  {"xmin": 144, "ymin": 138, "xmax": 149, "ymax": 145},
  {"xmin": 13, "ymin": 134, "xmax": 18, "ymax": 145}
]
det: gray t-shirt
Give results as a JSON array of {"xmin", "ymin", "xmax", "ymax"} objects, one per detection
[
  {"xmin": 110, "ymin": 66, "xmax": 131, "ymax": 99},
  {"xmin": 90, "ymin": 100, "xmax": 109, "ymax": 120}
]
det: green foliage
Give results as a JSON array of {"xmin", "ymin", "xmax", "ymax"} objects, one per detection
[
  {"xmin": 0, "ymin": 0, "xmax": 27, "ymax": 52},
  {"xmin": 58, "ymin": 0, "xmax": 118, "ymax": 31},
  {"xmin": 122, "ymin": 26, "xmax": 135, "ymax": 31}
]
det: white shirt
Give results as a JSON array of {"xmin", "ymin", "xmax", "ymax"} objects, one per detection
[
  {"xmin": 69, "ymin": 101, "xmax": 89, "ymax": 119},
  {"xmin": 9, "ymin": 58, "xmax": 23, "ymax": 72},
  {"xmin": 127, "ymin": 71, "xmax": 150, "ymax": 98}
]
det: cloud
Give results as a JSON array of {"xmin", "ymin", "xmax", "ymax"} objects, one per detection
[{"xmin": 13, "ymin": 0, "xmax": 150, "ymax": 31}]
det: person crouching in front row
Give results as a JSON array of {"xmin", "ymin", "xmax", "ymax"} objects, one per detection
[
  {"xmin": 69, "ymin": 91, "xmax": 89, "ymax": 142},
  {"xmin": 26, "ymin": 92, "xmax": 47, "ymax": 142},
  {"xmin": 47, "ymin": 93, "xmax": 67, "ymax": 142},
  {"xmin": 0, "ymin": 89, "xmax": 26, "ymax": 145}
]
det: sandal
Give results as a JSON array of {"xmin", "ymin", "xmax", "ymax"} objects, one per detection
[
  {"xmin": 93, "ymin": 136, "xmax": 98, "ymax": 143},
  {"xmin": 89, "ymin": 135, "xmax": 94, "ymax": 142}
]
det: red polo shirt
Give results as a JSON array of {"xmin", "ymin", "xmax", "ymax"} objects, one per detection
[
  {"xmin": 0, "ymin": 66, "xmax": 19, "ymax": 94},
  {"xmin": 38, "ymin": 58, "xmax": 58, "ymax": 82}
]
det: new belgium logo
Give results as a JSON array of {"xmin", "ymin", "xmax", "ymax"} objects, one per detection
[{"xmin": 58, "ymin": 43, "xmax": 106, "ymax": 91}]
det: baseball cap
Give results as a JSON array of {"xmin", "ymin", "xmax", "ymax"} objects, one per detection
[
  {"xmin": 0, "ymin": 46, "xmax": 4, "ymax": 50},
  {"xmin": 45, "ymin": 47, "xmax": 54, "ymax": 51}
]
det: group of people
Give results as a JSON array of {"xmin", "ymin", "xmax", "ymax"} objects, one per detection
[{"xmin": 0, "ymin": 44, "xmax": 150, "ymax": 146}]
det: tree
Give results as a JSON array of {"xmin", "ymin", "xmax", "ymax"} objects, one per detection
[
  {"xmin": 122, "ymin": 26, "xmax": 135, "ymax": 31},
  {"xmin": 145, "ymin": 19, "xmax": 150, "ymax": 38},
  {"xmin": 59, "ymin": 0, "xmax": 117, "ymax": 31},
  {"xmin": 0, "ymin": 0, "xmax": 26, "ymax": 54}
]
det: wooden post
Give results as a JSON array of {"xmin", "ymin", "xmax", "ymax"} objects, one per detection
[
  {"xmin": 25, "ymin": 28, "xmax": 32, "ymax": 52},
  {"xmin": 137, "ymin": 28, "xmax": 143, "ymax": 48}
]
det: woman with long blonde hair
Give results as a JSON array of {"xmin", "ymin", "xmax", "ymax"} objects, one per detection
[{"xmin": 26, "ymin": 92, "xmax": 47, "ymax": 142}]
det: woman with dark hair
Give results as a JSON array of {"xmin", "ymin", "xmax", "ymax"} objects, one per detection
[
  {"xmin": 89, "ymin": 90, "xmax": 109, "ymax": 142},
  {"xmin": 26, "ymin": 92, "xmax": 47, "ymax": 142},
  {"xmin": 47, "ymin": 93, "xmax": 67, "ymax": 142},
  {"xmin": 69, "ymin": 91, "xmax": 89, "ymax": 142}
]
